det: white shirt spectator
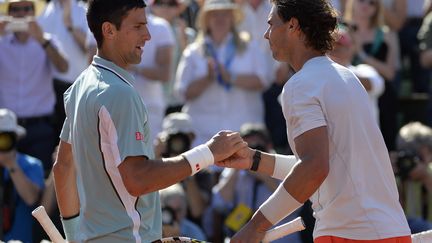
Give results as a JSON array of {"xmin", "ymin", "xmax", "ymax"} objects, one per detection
[
  {"xmin": 238, "ymin": 0, "xmax": 277, "ymax": 82},
  {"xmin": 175, "ymin": 35, "xmax": 269, "ymax": 146},
  {"xmin": 0, "ymin": 33, "xmax": 61, "ymax": 117},
  {"xmin": 38, "ymin": 0, "xmax": 90, "ymax": 83}
]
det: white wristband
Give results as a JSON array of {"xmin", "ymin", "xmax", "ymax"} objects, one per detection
[
  {"xmin": 259, "ymin": 183, "xmax": 303, "ymax": 225},
  {"xmin": 272, "ymin": 154, "xmax": 298, "ymax": 180},
  {"xmin": 182, "ymin": 144, "xmax": 214, "ymax": 175}
]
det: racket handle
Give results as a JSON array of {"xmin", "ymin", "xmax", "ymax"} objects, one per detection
[
  {"xmin": 32, "ymin": 206, "xmax": 67, "ymax": 243},
  {"xmin": 412, "ymin": 229, "xmax": 432, "ymax": 243},
  {"xmin": 262, "ymin": 217, "xmax": 305, "ymax": 243}
]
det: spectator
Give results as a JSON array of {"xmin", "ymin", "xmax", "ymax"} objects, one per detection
[
  {"xmin": 0, "ymin": 0, "xmax": 68, "ymax": 176},
  {"xmin": 395, "ymin": 121, "xmax": 432, "ymax": 233},
  {"xmin": 0, "ymin": 109, "xmax": 44, "ymax": 243},
  {"xmin": 175, "ymin": 0, "xmax": 269, "ymax": 148},
  {"xmin": 160, "ymin": 183, "xmax": 207, "ymax": 240},
  {"xmin": 382, "ymin": 0, "xmax": 406, "ymax": 32},
  {"xmin": 38, "ymin": 0, "xmax": 92, "ymax": 138},
  {"xmin": 418, "ymin": 11, "xmax": 432, "ymax": 127},
  {"xmin": 150, "ymin": 0, "xmax": 197, "ymax": 113},
  {"xmin": 398, "ymin": 0, "xmax": 431, "ymax": 93},
  {"xmin": 344, "ymin": 0, "xmax": 399, "ymax": 151},
  {"xmin": 129, "ymin": 12, "xmax": 175, "ymax": 144},
  {"xmin": 328, "ymin": 25, "xmax": 384, "ymax": 123}
]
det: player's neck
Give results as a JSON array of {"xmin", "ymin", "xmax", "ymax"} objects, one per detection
[
  {"xmin": 290, "ymin": 48, "xmax": 323, "ymax": 72},
  {"xmin": 96, "ymin": 48, "xmax": 129, "ymax": 70}
]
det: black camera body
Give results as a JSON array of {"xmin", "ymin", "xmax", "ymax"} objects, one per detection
[
  {"xmin": 163, "ymin": 132, "xmax": 191, "ymax": 157},
  {"xmin": 395, "ymin": 150, "xmax": 421, "ymax": 180},
  {"xmin": 0, "ymin": 132, "xmax": 17, "ymax": 152}
]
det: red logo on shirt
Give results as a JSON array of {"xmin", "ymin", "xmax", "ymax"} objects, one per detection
[
  {"xmin": 195, "ymin": 164, "xmax": 200, "ymax": 171},
  {"xmin": 135, "ymin": 132, "xmax": 143, "ymax": 141}
]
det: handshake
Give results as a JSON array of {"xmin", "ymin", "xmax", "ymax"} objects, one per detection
[{"xmin": 182, "ymin": 130, "xmax": 256, "ymax": 176}]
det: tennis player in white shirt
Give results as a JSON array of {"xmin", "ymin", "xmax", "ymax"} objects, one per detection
[{"xmin": 218, "ymin": 0, "xmax": 412, "ymax": 242}]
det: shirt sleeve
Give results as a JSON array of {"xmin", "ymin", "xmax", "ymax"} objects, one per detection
[
  {"xmin": 155, "ymin": 19, "xmax": 175, "ymax": 47},
  {"xmin": 174, "ymin": 45, "xmax": 208, "ymax": 100},
  {"xmin": 283, "ymin": 78, "xmax": 327, "ymax": 139},
  {"xmin": 18, "ymin": 154, "xmax": 45, "ymax": 189},
  {"xmin": 60, "ymin": 87, "xmax": 72, "ymax": 143}
]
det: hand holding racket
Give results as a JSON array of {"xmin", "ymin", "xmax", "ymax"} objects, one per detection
[{"xmin": 32, "ymin": 206, "xmax": 305, "ymax": 243}]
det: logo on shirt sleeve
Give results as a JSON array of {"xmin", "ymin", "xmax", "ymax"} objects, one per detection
[{"xmin": 135, "ymin": 132, "xmax": 144, "ymax": 141}]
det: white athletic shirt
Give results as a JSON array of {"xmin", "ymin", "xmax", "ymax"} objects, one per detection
[{"xmin": 281, "ymin": 56, "xmax": 410, "ymax": 240}]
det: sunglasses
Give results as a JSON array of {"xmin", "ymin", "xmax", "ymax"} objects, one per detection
[
  {"xmin": 358, "ymin": 0, "xmax": 377, "ymax": 6},
  {"xmin": 8, "ymin": 5, "xmax": 35, "ymax": 13},
  {"xmin": 153, "ymin": 0, "xmax": 178, "ymax": 7}
]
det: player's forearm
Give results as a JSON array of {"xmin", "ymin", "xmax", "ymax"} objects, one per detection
[
  {"xmin": 255, "ymin": 151, "xmax": 277, "ymax": 177},
  {"xmin": 119, "ymin": 156, "xmax": 192, "ymax": 196},
  {"xmin": 284, "ymin": 156, "xmax": 329, "ymax": 203},
  {"xmin": 53, "ymin": 162, "xmax": 80, "ymax": 217}
]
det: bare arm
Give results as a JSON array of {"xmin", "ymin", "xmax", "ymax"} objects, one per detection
[
  {"xmin": 184, "ymin": 58, "xmax": 216, "ymax": 100},
  {"xmin": 0, "ymin": 151, "xmax": 42, "ymax": 206},
  {"xmin": 383, "ymin": 0, "xmax": 407, "ymax": 31},
  {"xmin": 28, "ymin": 21, "xmax": 69, "ymax": 73},
  {"xmin": 119, "ymin": 131, "xmax": 247, "ymax": 197},
  {"xmin": 62, "ymin": 0, "xmax": 87, "ymax": 52},
  {"xmin": 53, "ymin": 141, "xmax": 80, "ymax": 218},
  {"xmin": 362, "ymin": 32, "xmax": 397, "ymax": 81},
  {"xmin": 135, "ymin": 45, "xmax": 173, "ymax": 82},
  {"xmin": 230, "ymin": 127, "xmax": 329, "ymax": 242}
]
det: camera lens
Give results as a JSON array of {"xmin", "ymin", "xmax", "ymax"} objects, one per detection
[
  {"xmin": 0, "ymin": 132, "xmax": 17, "ymax": 152},
  {"xmin": 165, "ymin": 133, "xmax": 191, "ymax": 156}
]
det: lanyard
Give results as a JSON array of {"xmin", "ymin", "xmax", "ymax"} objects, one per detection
[{"xmin": 205, "ymin": 38, "xmax": 236, "ymax": 91}]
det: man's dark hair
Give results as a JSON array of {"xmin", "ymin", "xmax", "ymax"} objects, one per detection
[
  {"xmin": 87, "ymin": 0, "xmax": 146, "ymax": 48},
  {"xmin": 271, "ymin": 0, "xmax": 338, "ymax": 53}
]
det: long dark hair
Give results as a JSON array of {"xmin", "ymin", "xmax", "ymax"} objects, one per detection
[{"xmin": 271, "ymin": 0, "xmax": 338, "ymax": 53}]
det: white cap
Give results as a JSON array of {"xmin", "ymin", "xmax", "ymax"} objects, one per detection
[
  {"xmin": 0, "ymin": 108, "xmax": 26, "ymax": 137},
  {"xmin": 162, "ymin": 112, "xmax": 194, "ymax": 135}
]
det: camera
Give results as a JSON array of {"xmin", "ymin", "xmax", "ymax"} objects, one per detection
[
  {"xmin": 5, "ymin": 18, "xmax": 29, "ymax": 32},
  {"xmin": 395, "ymin": 150, "xmax": 421, "ymax": 180},
  {"xmin": 0, "ymin": 132, "xmax": 17, "ymax": 152},
  {"xmin": 161, "ymin": 206, "xmax": 177, "ymax": 225},
  {"xmin": 162, "ymin": 133, "xmax": 191, "ymax": 157}
]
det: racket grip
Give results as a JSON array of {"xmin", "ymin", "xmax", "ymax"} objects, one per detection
[
  {"xmin": 412, "ymin": 229, "xmax": 432, "ymax": 243},
  {"xmin": 262, "ymin": 217, "xmax": 305, "ymax": 243},
  {"xmin": 32, "ymin": 206, "xmax": 66, "ymax": 243}
]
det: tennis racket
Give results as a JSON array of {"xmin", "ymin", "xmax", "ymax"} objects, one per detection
[{"xmin": 32, "ymin": 206, "xmax": 305, "ymax": 243}]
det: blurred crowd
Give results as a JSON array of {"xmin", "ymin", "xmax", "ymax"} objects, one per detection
[{"xmin": 2, "ymin": 0, "xmax": 432, "ymax": 242}]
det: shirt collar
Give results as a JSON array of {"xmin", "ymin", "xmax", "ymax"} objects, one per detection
[{"xmin": 92, "ymin": 56, "xmax": 135, "ymax": 86}]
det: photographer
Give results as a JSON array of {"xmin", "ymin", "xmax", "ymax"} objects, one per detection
[
  {"xmin": 159, "ymin": 183, "xmax": 207, "ymax": 240},
  {"xmin": 395, "ymin": 121, "xmax": 432, "ymax": 233},
  {"xmin": 0, "ymin": 109, "xmax": 44, "ymax": 242}
]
